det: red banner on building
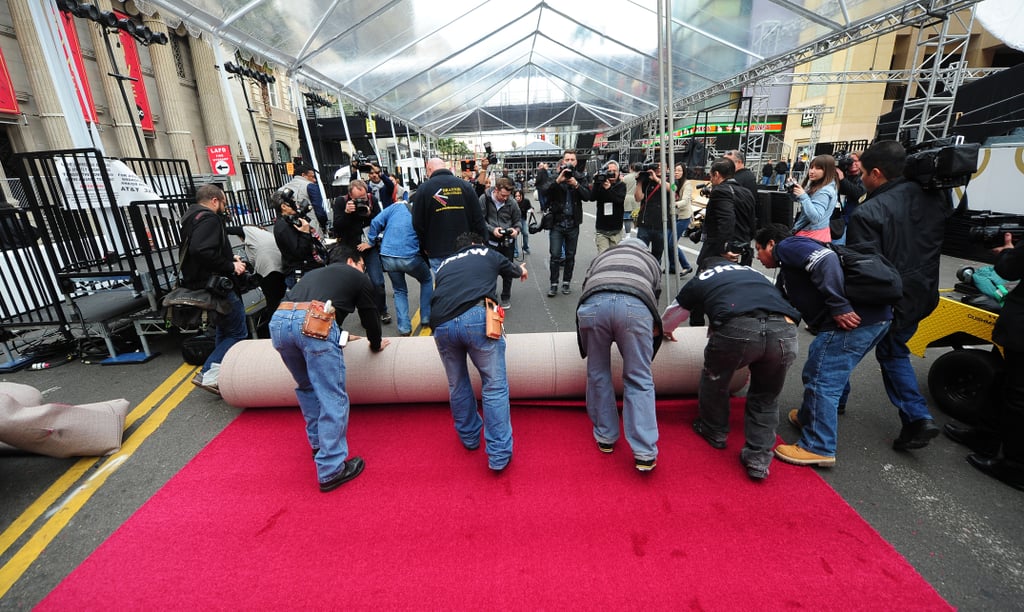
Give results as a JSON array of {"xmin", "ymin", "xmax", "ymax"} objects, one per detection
[
  {"xmin": 0, "ymin": 47, "xmax": 19, "ymax": 116},
  {"xmin": 60, "ymin": 12, "xmax": 97, "ymax": 124},
  {"xmin": 115, "ymin": 12, "xmax": 155, "ymax": 132}
]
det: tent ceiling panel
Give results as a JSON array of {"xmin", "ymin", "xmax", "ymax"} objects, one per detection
[{"xmin": 139, "ymin": 0, "xmax": 976, "ymax": 137}]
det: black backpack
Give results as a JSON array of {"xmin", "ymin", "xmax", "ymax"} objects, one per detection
[{"xmin": 822, "ymin": 242, "xmax": 903, "ymax": 305}]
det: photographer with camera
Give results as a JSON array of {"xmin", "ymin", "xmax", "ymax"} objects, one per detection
[
  {"xmin": 280, "ymin": 164, "xmax": 326, "ymax": 235},
  {"xmin": 272, "ymin": 190, "xmax": 326, "ymax": 291},
  {"xmin": 592, "ymin": 160, "xmax": 626, "ymax": 254},
  {"xmin": 480, "ymin": 178, "xmax": 521, "ymax": 308},
  {"xmin": 944, "ymin": 232, "xmax": 1024, "ymax": 491},
  {"xmin": 367, "ymin": 164, "xmax": 395, "ymax": 209},
  {"xmin": 181, "ymin": 185, "xmax": 249, "ymax": 396},
  {"xmin": 474, "ymin": 152, "xmax": 497, "ymax": 197},
  {"xmin": 787, "ymin": 154, "xmax": 839, "ymax": 243},
  {"xmin": 544, "ymin": 149, "xmax": 591, "ymax": 297},
  {"xmin": 331, "ymin": 179, "xmax": 392, "ymax": 324},
  {"xmin": 696, "ymin": 157, "xmax": 757, "ymax": 268},
  {"xmin": 632, "ymin": 161, "xmax": 670, "ymax": 266},
  {"xmin": 846, "ymin": 140, "xmax": 947, "ymax": 451},
  {"xmin": 833, "ymin": 152, "xmax": 866, "ymax": 243}
]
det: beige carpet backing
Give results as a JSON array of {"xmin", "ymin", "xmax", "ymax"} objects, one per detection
[{"xmin": 219, "ymin": 330, "xmax": 747, "ymax": 408}]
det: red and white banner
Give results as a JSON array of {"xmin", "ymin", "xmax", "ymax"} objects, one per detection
[
  {"xmin": 0, "ymin": 47, "xmax": 19, "ymax": 116},
  {"xmin": 60, "ymin": 12, "xmax": 98, "ymax": 124}
]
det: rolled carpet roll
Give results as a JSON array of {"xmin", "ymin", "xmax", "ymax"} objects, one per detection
[{"xmin": 219, "ymin": 329, "xmax": 748, "ymax": 408}]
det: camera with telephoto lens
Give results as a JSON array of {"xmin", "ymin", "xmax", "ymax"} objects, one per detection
[
  {"xmin": 496, "ymin": 226, "xmax": 516, "ymax": 247},
  {"xmin": 968, "ymin": 224, "xmax": 1024, "ymax": 248},
  {"xmin": 559, "ymin": 162, "xmax": 576, "ymax": 179},
  {"xmin": 351, "ymin": 196, "xmax": 371, "ymax": 216},
  {"xmin": 696, "ymin": 183, "xmax": 712, "ymax": 198},
  {"xmin": 835, "ymin": 151, "xmax": 855, "ymax": 175},
  {"xmin": 204, "ymin": 274, "xmax": 235, "ymax": 297},
  {"xmin": 784, "ymin": 177, "xmax": 798, "ymax": 193}
]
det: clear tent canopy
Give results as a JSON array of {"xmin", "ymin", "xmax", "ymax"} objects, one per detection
[{"xmin": 138, "ymin": 0, "xmax": 979, "ymax": 138}]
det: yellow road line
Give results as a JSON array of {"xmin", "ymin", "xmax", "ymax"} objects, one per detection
[
  {"xmin": 0, "ymin": 363, "xmax": 194, "ymax": 560},
  {"xmin": 0, "ymin": 364, "xmax": 197, "ymax": 597}
]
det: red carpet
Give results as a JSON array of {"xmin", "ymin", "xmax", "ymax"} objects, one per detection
[{"xmin": 39, "ymin": 400, "xmax": 949, "ymax": 610}]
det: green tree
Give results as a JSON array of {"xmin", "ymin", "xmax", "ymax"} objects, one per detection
[{"xmin": 436, "ymin": 137, "xmax": 472, "ymax": 161}]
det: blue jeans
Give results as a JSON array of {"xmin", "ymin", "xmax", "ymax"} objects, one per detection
[
  {"xmin": 637, "ymin": 226, "xmax": 665, "ymax": 269},
  {"xmin": 519, "ymin": 217, "xmax": 530, "ymax": 252},
  {"xmin": 700, "ymin": 315, "xmax": 798, "ymax": 469},
  {"xmin": 203, "ymin": 291, "xmax": 248, "ymax": 373},
  {"xmin": 577, "ymin": 292, "xmax": 658, "ymax": 460},
  {"xmin": 433, "ymin": 306, "xmax": 513, "ymax": 469},
  {"xmin": 874, "ymin": 322, "xmax": 934, "ymax": 424},
  {"xmin": 548, "ymin": 225, "xmax": 579, "ymax": 285},
  {"xmin": 269, "ymin": 308, "xmax": 351, "ymax": 484},
  {"xmin": 796, "ymin": 321, "xmax": 891, "ymax": 456},
  {"xmin": 761, "ymin": 176, "xmax": 772, "ymax": 186},
  {"xmin": 675, "ymin": 218, "xmax": 693, "ymax": 271},
  {"xmin": 382, "ymin": 254, "xmax": 433, "ymax": 334},
  {"xmin": 363, "ymin": 246, "xmax": 388, "ymax": 316}
]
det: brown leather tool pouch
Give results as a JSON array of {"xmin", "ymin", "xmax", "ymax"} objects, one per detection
[
  {"xmin": 484, "ymin": 297, "xmax": 504, "ymax": 340},
  {"xmin": 301, "ymin": 301, "xmax": 335, "ymax": 340}
]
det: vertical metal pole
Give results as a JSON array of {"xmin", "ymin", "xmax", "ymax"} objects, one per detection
[
  {"xmin": 101, "ymin": 28, "xmax": 146, "ymax": 158},
  {"xmin": 211, "ymin": 39, "xmax": 250, "ymax": 163}
]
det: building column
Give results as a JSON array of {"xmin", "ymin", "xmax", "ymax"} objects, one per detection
[
  {"xmin": 140, "ymin": 15, "xmax": 194, "ymax": 165},
  {"xmin": 87, "ymin": 0, "xmax": 145, "ymax": 157},
  {"xmin": 189, "ymin": 36, "xmax": 231, "ymax": 150},
  {"xmin": 7, "ymin": 0, "xmax": 75, "ymax": 150}
]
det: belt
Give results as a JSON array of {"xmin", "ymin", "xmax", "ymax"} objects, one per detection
[
  {"xmin": 749, "ymin": 312, "xmax": 795, "ymax": 324},
  {"xmin": 277, "ymin": 301, "xmax": 313, "ymax": 311}
]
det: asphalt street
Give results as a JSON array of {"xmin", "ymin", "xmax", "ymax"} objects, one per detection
[{"xmin": 1, "ymin": 202, "xmax": 1022, "ymax": 610}]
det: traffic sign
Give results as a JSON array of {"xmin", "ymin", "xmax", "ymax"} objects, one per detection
[{"xmin": 207, "ymin": 145, "xmax": 236, "ymax": 176}]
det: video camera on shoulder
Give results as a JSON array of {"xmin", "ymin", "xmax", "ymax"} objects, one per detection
[
  {"xmin": 835, "ymin": 151, "xmax": 855, "ymax": 175},
  {"xmin": 904, "ymin": 135, "xmax": 980, "ymax": 190}
]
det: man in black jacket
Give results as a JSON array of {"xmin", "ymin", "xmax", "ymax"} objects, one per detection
[
  {"xmin": 545, "ymin": 149, "xmax": 591, "ymax": 297},
  {"xmin": 182, "ymin": 185, "xmax": 249, "ymax": 396},
  {"xmin": 944, "ymin": 232, "xmax": 1024, "ymax": 490},
  {"xmin": 412, "ymin": 157, "xmax": 488, "ymax": 272},
  {"xmin": 697, "ymin": 157, "xmax": 757, "ymax": 267},
  {"xmin": 430, "ymin": 232, "xmax": 527, "ymax": 471},
  {"xmin": 847, "ymin": 140, "xmax": 945, "ymax": 450},
  {"xmin": 724, "ymin": 150, "xmax": 759, "ymax": 203},
  {"xmin": 272, "ymin": 191, "xmax": 323, "ymax": 291}
]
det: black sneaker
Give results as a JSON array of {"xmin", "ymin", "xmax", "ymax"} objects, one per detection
[
  {"xmin": 547, "ymin": 285, "xmax": 558, "ymax": 297},
  {"xmin": 597, "ymin": 441, "xmax": 614, "ymax": 453},
  {"xmin": 381, "ymin": 313, "xmax": 392, "ymax": 324},
  {"xmin": 692, "ymin": 419, "xmax": 726, "ymax": 449},
  {"xmin": 561, "ymin": 283, "xmax": 571, "ymax": 295},
  {"xmin": 635, "ymin": 457, "xmax": 657, "ymax": 472},
  {"xmin": 319, "ymin": 456, "xmax": 365, "ymax": 492}
]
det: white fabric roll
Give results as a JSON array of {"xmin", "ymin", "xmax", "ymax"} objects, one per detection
[{"xmin": 219, "ymin": 330, "xmax": 747, "ymax": 408}]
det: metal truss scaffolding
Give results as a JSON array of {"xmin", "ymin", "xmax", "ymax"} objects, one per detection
[{"xmin": 897, "ymin": 4, "xmax": 978, "ymax": 145}]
